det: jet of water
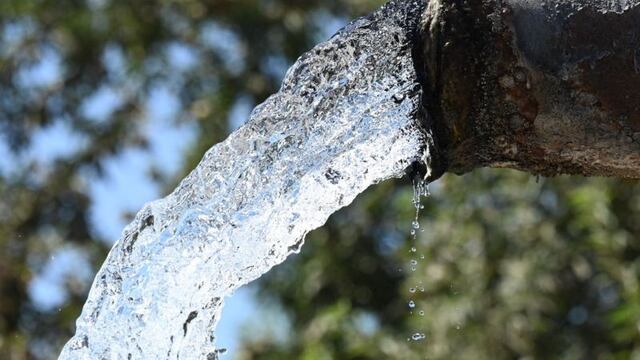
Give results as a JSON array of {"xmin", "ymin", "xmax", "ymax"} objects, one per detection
[{"xmin": 60, "ymin": 1, "xmax": 433, "ymax": 358}]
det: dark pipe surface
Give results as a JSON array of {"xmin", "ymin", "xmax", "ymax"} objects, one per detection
[{"xmin": 419, "ymin": 0, "xmax": 640, "ymax": 178}]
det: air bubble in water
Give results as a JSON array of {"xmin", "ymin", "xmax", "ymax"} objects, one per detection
[{"xmin": 411, "ymin": 333, "xmax": 426, "ymax": 341}]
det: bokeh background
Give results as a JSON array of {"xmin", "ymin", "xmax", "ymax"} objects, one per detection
[{"xmin": 1, "ymin": 0, "xmax": 639, "ymax": 359}]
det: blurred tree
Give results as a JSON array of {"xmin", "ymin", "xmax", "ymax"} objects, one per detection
[
  {"xmin": 1, "ymin": 1, "xmax": 638, "ymax": 360},
  {"xmin": 238, "ymin": 172, "xmax": 640, "ymax": 360},
  {"xmin": 0, "ymin": 0, "xmax": 384, "ymax": 358}
]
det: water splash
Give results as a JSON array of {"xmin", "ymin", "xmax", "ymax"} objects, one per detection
[{"xmin": 60, "ymin": 1, "xmax": 432, "ymax": 359}]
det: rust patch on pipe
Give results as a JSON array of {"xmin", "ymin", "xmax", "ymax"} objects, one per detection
[
  {"xmin": 562, "ymin": 5, "xmax": 640, "ymax": 131},
  {"xmin": 575, "ymin": 55, "xmax": 640, "ymax": 130}
]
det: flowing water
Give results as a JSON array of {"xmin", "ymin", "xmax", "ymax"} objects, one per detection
[{"xmin": 60, "ymin": 1, "xmax": 434, "ymax": 358}]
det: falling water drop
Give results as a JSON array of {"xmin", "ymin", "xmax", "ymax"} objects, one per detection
[{"xmin": 405, "ymin": 178, "xmax": 432, "ymax": 342}]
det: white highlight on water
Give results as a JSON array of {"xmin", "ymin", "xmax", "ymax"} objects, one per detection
[{"xmin": 60, "ymin": 1, "xmax": 431, "ymax": 359}]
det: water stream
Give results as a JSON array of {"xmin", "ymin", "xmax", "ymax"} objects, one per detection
[{"xmin": 60, "ymin": 1, "xmax": 434, "ymax": 358}]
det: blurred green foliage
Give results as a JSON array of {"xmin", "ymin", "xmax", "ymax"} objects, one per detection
[
  {"xmin": 238, "ymin": 173, "xmax": 640, "ymax": 360},
  {"xmin": 1, "ymin": 0, "xmax": 639, "ymax": 359}
]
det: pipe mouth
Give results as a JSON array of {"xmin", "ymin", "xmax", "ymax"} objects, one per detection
[
  {"xmin": 407, "ymin": 155, "xmax": 444, "ymax": 184},
  {"xmin": 424, "ymin": 149, "xmax": 446, "ymax": 182},
  {"xmin": 408, "ymin": 0, "xmax": 447, "ymax": 183}
]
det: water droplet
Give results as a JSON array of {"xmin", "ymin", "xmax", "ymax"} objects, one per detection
[
  {"xmin": 408, "ymin": 300, "xmax": 416, "ymax": 309},
  {"xmin": 411, "ymin": 221, "xmax": 419, "ymax": 229},
  {"xmin": 410, "ymin": 260, "xmax": 417, "ymax": 266},
  {"xmin": 411, "ymin": 332, "xmax": 426, "ymax": 341},
  {"xmin": 409, "ymin": 287, "xmax": 416, "ymax": 293},
  {"xmin": 410, "ymin": 247, "xmax": 416, "ymax": 253},
  {"xmin": 419, "ymin": 310, "xmax": 425, "ymax": 316},
  {"xmin": 410, "ymin": 229, "xmax": 416, "ymax": 236}
]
